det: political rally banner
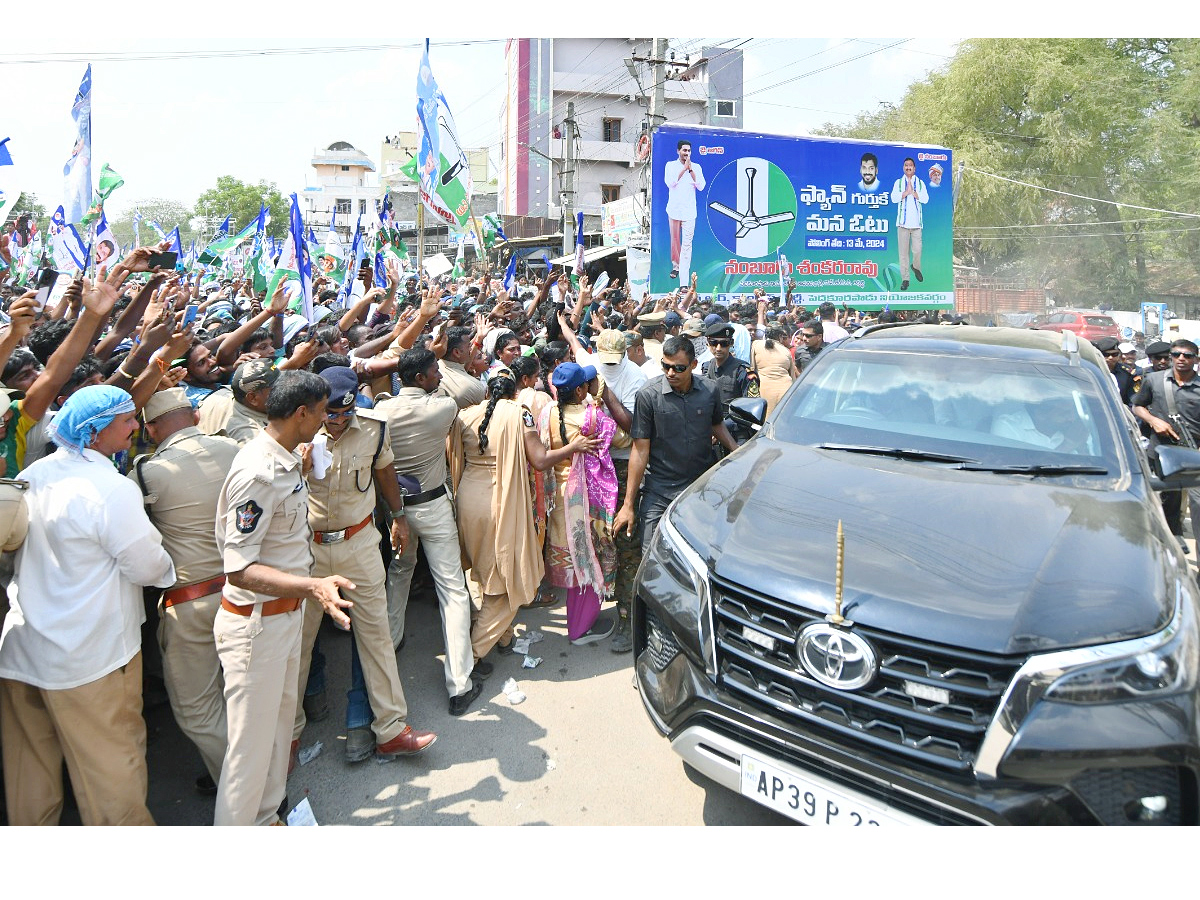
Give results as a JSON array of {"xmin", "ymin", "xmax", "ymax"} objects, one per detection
[
  {"xmin": 649, "ymin": 125, "xmax": 953, "ymax": 310},
  {"xmin": 414, "ymin": 39, "xmax": 473, "ymax": 229},
  {"xmin": 63, "ymin": 65, "xmax": 93, "ymax": 227}
]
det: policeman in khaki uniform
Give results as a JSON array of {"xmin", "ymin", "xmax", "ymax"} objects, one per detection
[
  {"xmin": 294, "ymin": 367, "xmax": 436, "ymax": 764},
  {"xmin": 198, "ymin": 358, "xmax": 277, "ymax": 445},
  {"xmin": 214, "ymin": 371, "xmax": 356, "ymax": 826},
  {"xmin": 133, "ymin": 388, "xmax": 241, "ymax": 789}
]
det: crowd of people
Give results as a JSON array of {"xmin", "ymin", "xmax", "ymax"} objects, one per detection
[{"xmin": 0, "ymin": 238, "xmax": 951, "ymax": 826}]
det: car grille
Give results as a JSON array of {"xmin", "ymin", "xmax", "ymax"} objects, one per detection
[{"xmin": 712, "ymin": 575, "xmax": 1025, "ymax": 775}]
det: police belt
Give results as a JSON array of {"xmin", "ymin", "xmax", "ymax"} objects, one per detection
[
  {"xmin": 402, "ymin": 483, "xmax": 447, "ymax": 506},
  {"xmin": 163, "ymin": 575, "xmax": 226, "ymax": 608},
  {"xmin": 312, "ymin": 513, "xmax": 374, "ymax": 545},
  {"xmin": 220, "ymin": 596, "xmax": 302, "ymax": 617}
]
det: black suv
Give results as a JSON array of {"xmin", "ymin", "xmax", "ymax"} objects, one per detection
[{"xmin": 632, "ymin": 324, "xmax": 1200, "ymax": 825}]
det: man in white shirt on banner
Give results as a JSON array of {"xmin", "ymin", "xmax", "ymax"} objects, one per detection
[
  {"xmin": 890, "ymin": 157, "xmax": 929, "ymax": 291},
  {"xmin": 664, "ymin": 139, "xmax": 706, "ymax": 283}
]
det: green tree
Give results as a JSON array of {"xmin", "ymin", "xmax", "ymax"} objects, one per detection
[
  {"xmin": 194, "ymin": 176, "xmax": 288, "ymax": 243},
  {"xmin": 817, "ymin": 38, "xmax": 1200, "ymax": 308},
  {"xmin": 108, "ymin": 198, "xmax": 196, "ymax": 252}
]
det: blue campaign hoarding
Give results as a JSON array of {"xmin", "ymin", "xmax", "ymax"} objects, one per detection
[{"xmin": 650, "ymin": 125, "xmax": 954, "ymax": 310}]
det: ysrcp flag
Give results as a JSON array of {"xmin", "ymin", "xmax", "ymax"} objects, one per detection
[
  {"xmin": 0, "ymin": 138, "xmax": 21, "ymax": 226},
  {"xmin": 199, "ymin": 213, "xmax": 259, "ymax": 265},
  {"xmin": 415, "ymin": 39, "xmax": 473, "ymax": 228},
  {"xmin": 269, "ymin": 194, "xmax": 314, "ymax": 323},
  {"xmin": 574, "ymin": 212, "xmax": 585, "ymax": 275},
  {"xmin": 95, "ymin": 210, "xmax": 118, "ymax": 266},
  {"xmin": 49, "ymin": 207, "xmax": 88, "ymax": 272},
  {"xmin": 63, "ymin": 65, "xmax": 93, "ymax": 226}
]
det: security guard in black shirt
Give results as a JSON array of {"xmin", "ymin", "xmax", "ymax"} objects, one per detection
[{"xmin": 702, "ymin": 322, "xmax": 758, "ymax": 446}]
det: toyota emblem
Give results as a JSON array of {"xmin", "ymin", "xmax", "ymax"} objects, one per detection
[{"xmin": 796, "ymin": 623, "xmax": 878, "ymax": 690}]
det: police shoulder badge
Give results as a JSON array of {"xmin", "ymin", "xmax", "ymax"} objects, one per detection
[{"xmin": 235, "ymin": 499, "xmax": 263, "ymax": 533}]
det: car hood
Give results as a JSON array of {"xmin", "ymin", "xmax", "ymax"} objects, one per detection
[{"xmin": 671, "ymin": 440, "xmax": 1177, "ymax": 655}]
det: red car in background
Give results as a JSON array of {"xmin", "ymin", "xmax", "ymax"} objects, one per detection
[{"xmin": 1035, "ymin": 311, "xmax": 1121, "ymax": 343}]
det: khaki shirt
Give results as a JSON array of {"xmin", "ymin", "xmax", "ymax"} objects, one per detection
[
  {"xmin": 198, "ymin": 390, "xmax": 268, "ymax": 445},
  {"xmin": 373, "ymin": 386, "xmax": 458, "ymax": 490},
  {"xmin": 216, "ymin": 431, "xmax": 312, "ymax": 607},
  {"xmin": 644, "ymin": 338, "xmax": 664, "ymax": 366},
  {"xmin": 437, "ymin": 360, "xmax": 485, "ymax": 410},
  {"xmin": 133, "ymin": 426, "xmax": 241, "ymax": 589},
  {"xmin": 307, "ymin": 413, "xmax": 393, "ymax": 532}
]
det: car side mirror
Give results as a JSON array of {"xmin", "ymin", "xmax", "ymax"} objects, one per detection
[
  {"xmin": 1151, "ymin": 444, "xmax": 1200, "ymax": 490},
  {"xmin": 730, "ymin": 397, "xmax": 767, "ymax": 432}
]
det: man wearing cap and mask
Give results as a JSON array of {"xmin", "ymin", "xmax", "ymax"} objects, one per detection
[
  {"xmin": 198, "ymin": 358, "xmax": 278, "ymax": 444},
  {"xmin": 132, "ymin": 387, "xmax": 241, "ymax": 794},
  {"xmin": 294, "ymin": 367, "xmax": 436, "ymax": 764},
  {"xmin": 0, "ymin": 385, "xmax": 177, "ymax": 825}
]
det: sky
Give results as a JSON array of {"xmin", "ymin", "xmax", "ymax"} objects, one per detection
[{"xmin": 3, "ymin": 3, "xmax": 1084, "ymax": 228}]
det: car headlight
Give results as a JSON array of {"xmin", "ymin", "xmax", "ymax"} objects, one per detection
[
  {"xmin": 976, "ymin": 583, "xmax": 1199, "ymax": 779},
  {"xmin": 1045, "ymin": 590, "xmax": 1198, "ymax": 703},
  {"xmin": 656, "ymin": 514, "xmax": 718, "ymax": 680}
]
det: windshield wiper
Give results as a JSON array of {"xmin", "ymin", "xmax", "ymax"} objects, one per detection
[
  {"xmin": 958, "ymin": 463, "xmax": 1109, "ymax": 475},
  {"xmin": 817, "ymin": 444, "xmax": 979, "ymax": 464}
]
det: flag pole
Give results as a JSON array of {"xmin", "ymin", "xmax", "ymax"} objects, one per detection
[{"xmin": 416, "ymin": 198, "xmax": 425, "ymax": 279}]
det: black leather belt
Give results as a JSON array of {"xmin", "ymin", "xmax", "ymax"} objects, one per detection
[{"xmin": 404, "ymin": 483, "xmax": 447, "ymax": 506}]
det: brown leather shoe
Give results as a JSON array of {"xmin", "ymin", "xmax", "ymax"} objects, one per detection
[
  {"xmin": 287, "ymin": 738, "xmax": 300, "ymax": 776},
  {"xmin": 376, "ymin": 725, "xmax": 437, "ymax": 757}
]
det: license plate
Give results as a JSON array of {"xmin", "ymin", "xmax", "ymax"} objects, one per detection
[{"xmin": 740, "ymin": 753, "xmax": 928, "ymax": 826}]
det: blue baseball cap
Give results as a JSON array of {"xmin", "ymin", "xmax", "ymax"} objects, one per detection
[{"xmin": 550, "ymin": 362, "xmax": 596, "ymax": 393}]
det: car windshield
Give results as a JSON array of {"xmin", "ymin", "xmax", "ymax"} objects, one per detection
[
  {"xmin": 1084, "ymin": 316, "xmax": 1115, "ymax": 327},
  {"xmin": 772, "ymin": 349, "xmax": 1123, "ymax": 474}
]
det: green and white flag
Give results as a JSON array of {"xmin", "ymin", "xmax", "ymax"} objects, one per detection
[
  {"xmin": 198, "ymin": 214, "xmax": 260, "ymax": 265},
  {"xmin": 451, "ymin": 231, "xmax": 466, "ymax": 278},
  {"xmin": 78, "ymin": 163, "xmax": 124, "ymax": 228}
]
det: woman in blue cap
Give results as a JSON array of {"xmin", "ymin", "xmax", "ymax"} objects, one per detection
[{"xmin": 539, "ymin": 362, "xmax": 628, "ymax": 644}]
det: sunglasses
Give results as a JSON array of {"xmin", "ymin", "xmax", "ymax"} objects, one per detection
[
  {"xmin": 1171, "ymin": 351, "xmax": 1198, "ymax": 359},
  {"xmin": 1150, "ymin": 354, "xmax": 1170, "ymax": 362},
  {"xmin": 707, "ymin": 339, "xmax": 731, "ymax": 348},
  {"xmin": 801, "ymin": 332, "xmax": 819, "ymax": 339},
  {"xmin": 325, "ymin": 407, "xmax": 355, "ymax": 419},
  {"xmin": 661, "ymin": 360, "xmax": 691, "ymax": 373},
  {"xmin": 1102, "ymin": 351, "xmax": 1120, "ymax": 358}
]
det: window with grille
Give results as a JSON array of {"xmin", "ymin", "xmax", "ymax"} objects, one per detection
[
  {"xmin": 603, "ymin": 118, "xmax": 622, "ymax": 142},
  {"xmin": 335, "ymin": 199, "xmax": 352, "ymax": 215}
]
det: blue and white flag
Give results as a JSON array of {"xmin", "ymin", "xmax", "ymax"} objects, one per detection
[
  {"xmin": 778, "ymin": 252, "xmax": 788, "ymax": 302},
  {"xmin": 132, "ymin": 209, "xmax": 142, "ymax": 247},
  {"xmin": 415, "ymin": 39, "xmax": 473, "ymax": 228},
  {"xmin": 49, "ymin": 206, "xmax": 88, "ymax": 272},
  {"xmin": 270, "ymin": 193, "xmax": 314, "ymax": 323},
  {"xmin": 147, "ymin": 219, "xmax": 168, "ymax": 241},
  {"xmin": 339, "ymin": 214, "xmax": 365, "ymax": 304},
  {"xmin": 0, "ymin": 137, "xmax": 22, "ymax": 226},
  {"xmin": 168, "ymin": 226, "xmax": 183, "ymax": 261},
  {"xmin": 63, "ymin": 65, "xmax": 93, "ymax": 226},
  {"xmin": 573, "ymin": 211, "xmax": 585, "ymax": 275},
  {"xmin": 216, "ymin": 214, "xmax": 231, "ymax": 236},
  {"xmin": 94, "ymin": 210, "xmax": 118, "ymax": 267},
  {"xmin": 502, "ymin": 254, "xmax": 518, "ymax": 294}
]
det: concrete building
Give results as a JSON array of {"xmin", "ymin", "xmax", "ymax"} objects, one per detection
[
  {"xmin": 300, "ymin": 141, "xmax": 381, "ymax": 239},
  {"xmin": 498, "ymin": 38, "xmax": 744, "ymax": 223}
]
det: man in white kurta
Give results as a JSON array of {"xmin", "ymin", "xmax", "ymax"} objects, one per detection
[
  {"xmin": 663, "ymin": 139, "xmax": 706, "ymax": 284},
  {"xmin": 0, "ymin": 385, "xmax": 176, "ymax": 825}
]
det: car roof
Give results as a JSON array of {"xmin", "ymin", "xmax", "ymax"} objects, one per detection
[{"xmin": 848, "ymin": 323, "xmax": 1109, "ymax": 369}]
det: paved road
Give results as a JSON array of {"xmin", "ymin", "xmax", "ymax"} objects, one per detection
[{"xmin": 145, "ymin": 587, "xmax": 788, "ymax": 826}]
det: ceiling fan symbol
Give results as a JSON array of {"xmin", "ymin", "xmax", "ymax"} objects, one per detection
[{"xmin": 709, "ymin": 166, "xmax": 796, "ymax": 238}]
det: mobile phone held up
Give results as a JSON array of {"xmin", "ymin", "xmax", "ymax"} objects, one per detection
[
  {"xmin": 33, "ymin": 268, "xmax": 60, "ymax": 310},
  {"xmin": 146, "ymin": 250, "xmax": 178, "ymax": 270},
  {"xmin": 182, "ymin": 304, "xmax": 200, "ymax": 328}
]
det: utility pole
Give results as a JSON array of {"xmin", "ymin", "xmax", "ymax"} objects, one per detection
[
  {"xmin": 561, "ymin": 100, "xmax": 577, "ymax": 257},
  {"xmin": 648, "ymin": 37, "xmax": 669, "ymax": 135}
]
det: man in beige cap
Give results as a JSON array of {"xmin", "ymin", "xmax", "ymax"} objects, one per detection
[
  {"xmin": 198, "ymin": 358, "xmax": 278, "ymax": 445},
  {"xmin": 133, "ymin": 387, "xmax": 242, "ymax": 794},
  {"xmin": 637, "ymin": 311, "xmax": 667, "ymax": 366}
]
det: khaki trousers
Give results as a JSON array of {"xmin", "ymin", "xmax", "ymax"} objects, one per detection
[
  {"xmin": 213, "ymin": 605, "xmax": 301, "ymax": 826},
  {"xmin": 385, "ymin": 494, "xmax": 475, "ymax": 698},
  {"xmin": 159, "ymin": 592, "xmax": 227, "ymax": 783},
  {"xmin": 471, "ymin": 592, "xmax": 519, "ymax": 662},
  {"xmin": 1, "ymin": 653, "xmax": 154, "ymax": 826},
  {"xmin": 295, "ymin": 526, "xmax": 408, "ymax": 744}
]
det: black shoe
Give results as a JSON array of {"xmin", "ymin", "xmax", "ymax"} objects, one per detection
[
  {"xmin": 195, "ymin": 773, "xmax": 217, "ymax": 796},
  {"xmin": 912, "ymin": 267, "xmax": 923, "ymax": 282},
  {"xmin": 669, "ymin": 268, "xmax": 678, "ymax": 279},
  {"xmin": 277, "ymin": 794, "xmax": 289, "ymax": 822},
  {"xmin": 449, "ymin": 679, "xmax": 485, "ymax": 717},
  {"xmin": 900, "ymin": 280, "xmax": 909, "ymax": 291},
  {"xmin": 472, "ymin": 659, "xmax": 493, "ymax": 680},
  {"xmin": 302, "ymin": 690, "xmax": 329, "ymax": 723}
]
